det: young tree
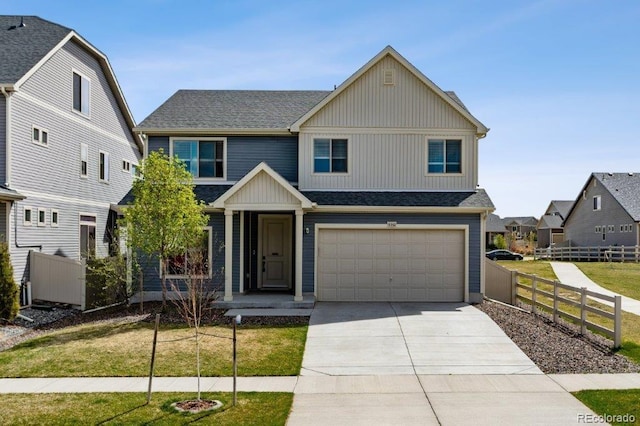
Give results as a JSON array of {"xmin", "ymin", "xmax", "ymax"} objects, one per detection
[
  {"xmin": 170, "ymin": 246, "xmax": 219, "ymax": 402},
  {"xmin": 493, "ymin": 234, "xmax": 507, "ymax": 250},
  {"xmin": 0, "ymin": 241, "xmax": 20, "ymax": 321},
  {"xmin": 122, "ymin": 150, "xmax": 208, "ymax": 306}
]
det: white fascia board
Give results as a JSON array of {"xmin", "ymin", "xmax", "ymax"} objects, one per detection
[{"xmin": 212, "ymin": 162, "xmax": 312, "ymax": 209}]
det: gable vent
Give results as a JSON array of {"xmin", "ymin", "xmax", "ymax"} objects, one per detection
[{"xmin": 383, "ymin": 69, "xmax": 395, "ymax": 85}]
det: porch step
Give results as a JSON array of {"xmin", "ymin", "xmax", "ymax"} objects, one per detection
[{"xmin": 214, "ymin": 293, "xmax": 315, "ymax": 310}]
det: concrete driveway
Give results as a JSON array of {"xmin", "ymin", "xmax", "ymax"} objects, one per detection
[
  {"xmin": 289, "ymin": 302, "xmax": 598, "ymax": 425},
  {"xmin": 301, "ymin": 302, "xmax": 541, "ymax": 376}
]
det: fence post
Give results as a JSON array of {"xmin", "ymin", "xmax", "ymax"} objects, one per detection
[
  {"xmin": 531, "ymin": 275, "xmax": 537, "ymax": 314},
  {"xmin": 511, "ymin": 271, "xmax": 517, "ymax": 305},
  {"xmin": 553, "ymin": 281, "xmax": 559, "ymax": 323},
  {"xmin": 580, "ymin": 287, "xmax": 587, "ymax": 335},
  {"xmin": 614, "ymin": 295, "xmax": 622, "ymax": 349}
]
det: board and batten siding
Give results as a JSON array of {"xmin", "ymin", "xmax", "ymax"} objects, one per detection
[
  {"xmin": 225, "ymin": 171, "xmax": 300, "ymax": 206},
  {"xmin": 564, "ymin": 178, "xmax": 637, "ymax": 247},
  {"xmin": 303, "ymin": 56, "xmax": 475, "ymax": 130},
  {"xmin": 301, "ymin": 213, "xmax": 482, "ymax": 297},
  {"xmin": 148, "ymin": 136, "xmax": 170, "ymax": 154},
  {"xmin": 297, "ymin": 55, "xmax": 478, "ymax": 191},
  {"xmin": 299, "ymin": 131, "xmax": 476, "ymax": 190}
]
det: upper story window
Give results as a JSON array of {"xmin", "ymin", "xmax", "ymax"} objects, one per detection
[
  {"xmin": 32, "ymin": 126, "xmax": 48, "ymax": 146},
  {"xmin": 172, "ymin": 139, "xmax": 225, "ymax": 178},
  {"xmin": 428, "ymin": 139, "xmax": 461, "ymax": 174},
  {"xmin": 80, "ymin": 143, "xmax": 88, "ymax": 178},
  {"xmin": 72, "ymin": 71, "xmax": 91, "ymax": 116},
  {"xmin": 99, "ymin": 151, "xmax": 110, "ymax": 183},
  {"xmin": 314, "ymin": 138, "xmax": 348, "ymax": 173},
  {"xmin": 593, "ymin": 195, "xmax": 601, "ymax": 211}
]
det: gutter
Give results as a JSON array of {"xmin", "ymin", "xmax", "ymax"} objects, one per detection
[{"xmin": 1, "ymin": 86, "xmax": 13, "ymax": 187}]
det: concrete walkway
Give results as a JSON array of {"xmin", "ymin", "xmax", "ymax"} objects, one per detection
[{"xmin": 550, "ymin": 261, "xmax": 640, "ymax": 315}]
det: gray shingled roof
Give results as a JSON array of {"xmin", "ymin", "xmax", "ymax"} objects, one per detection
[
  {"xmin": 121, "ymin": 187, "xmax": 493, "ymax": 209},
  {"xmin": 538, "ymin": 215, "xmax": 563, "ymax": 229},
  {"xmin": 548, "ymin": 200, "xmax": 573, "ymax": 219},
  {"xmin": 0, "ymin": 16, "xmax": 72, "ymax": 85},
  {"xmin": 136, "ymin": 90, "xmax": 332, "ymax": 130},
  {"xmin": 300, "ymin": 189, "xmax": 494, "ymax": 208},
  {"xmin": 486, "ymin": 213, "xmax": 507, "ymax": 233},
  {"xmin": 593, "ymin": 172, "xmax": 640, "ymax": 221}
]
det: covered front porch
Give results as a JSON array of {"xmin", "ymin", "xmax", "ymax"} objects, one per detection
[{"xmin": 211, "ymin": 162, "xmax": 314, "ymax": 303}]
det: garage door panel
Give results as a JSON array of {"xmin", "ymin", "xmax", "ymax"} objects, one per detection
[{"xmin": 318, "ymin": 228, "xmax": 465, "ymax": 302}]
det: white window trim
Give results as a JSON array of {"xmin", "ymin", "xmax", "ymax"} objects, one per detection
[
  {"xmin": 80, "ymin": 143, "xmax": 88, "ymax": 178},
  {"xmin": 593, "ymin": 195, "xmax": 602, "ymax": 211},
  {"xmin": 51, "ymin": 209, "xmax": 59, "ymax": 228},
  {"xmin": 162, "ymin": 226, "xmax": 213, "ymax": 279},
  {"xmin": 23, "ymin": 206, "xmax": 33, "ymax": 226},
  {"xmin": 71, "ymin": 68, "xmax": 91, "ymax": 118},
  {"xmin": 99, "ymin": 150, "xmax": 110, "ymax": 183},
  {"xmin": 425, "ymin": 137, "xmax": 465, "ymax": 176},
  {"xmin": 37, "ymin": 208, "xmax": 46, "ymax": 227},
  {"xmin": 79, "ymin": 213, "xmax": 97, "ymax": 260},
  {"xmin": 311, "ymin": 136, "xmax": 351, "ymax": 176},
  {"xmin": 32, "ymin": 125, "xmax": 49, "ymax": 147},
  {"xmin": 169, "ymin": 137, "xmax": 227, "ymax": 182}
]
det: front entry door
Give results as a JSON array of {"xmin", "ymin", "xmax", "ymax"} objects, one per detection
[{"xmin": 259, "ymin": 215, "xmax": 292, "ymax": 289}]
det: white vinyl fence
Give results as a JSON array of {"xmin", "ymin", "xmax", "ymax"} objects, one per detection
[{"xmin": 29, "ymin": 251, "xmax": 86, "ymax": 310}]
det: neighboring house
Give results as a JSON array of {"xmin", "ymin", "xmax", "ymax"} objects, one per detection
[
  {"xmin": 0, "ymin": 16, "xmax": 142, "ymax": 284},
  {"xmin": 503, "ymin": 216, "xmax": 538, "ymax": 240},
  {"xmin": 486, "ymin": 213, "xmax": 507, "ymax": 248},
  {"xmin": 563, "ymin": 173, "xmax": 640, "ymax": 247},
  {"xmin": 128, "ymin": 46, "xmax": 493, "ymax": 304},
  {"xmin": 536, "ymin": 200, "xmax": 573, "ymax": 248}
]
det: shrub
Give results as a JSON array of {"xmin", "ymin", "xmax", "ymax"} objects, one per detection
[
  {"xmin": 0, "ymin": 241, "xmax": 19, "ymax": 321},
  {"xmin": 493, "ymin": 234, "xmax": 507, "ymax": 250},
  {"xmin": 85, "ymin": 255, "xmax": 130, "ymax": 309}
]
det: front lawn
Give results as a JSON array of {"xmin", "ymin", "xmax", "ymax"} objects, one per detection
[
  {"xmin": 0, "ymin": 320, "xmax": 307, "ymax": 377},
  {"xmin": 2, "ymin": 392, "xmax": 292, "ymax": 425},
  {"xmin": 575, "ymin": 262, "xmax": 640, "ymax": 301},
  {"xmin": 573, "ymin": 389, "xmax": 640, "ymax": 425}
]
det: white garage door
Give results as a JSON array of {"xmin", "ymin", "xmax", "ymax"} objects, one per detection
[{"xmin": 317, "ymin": 228, "xmax": 465, "ymax": 302}]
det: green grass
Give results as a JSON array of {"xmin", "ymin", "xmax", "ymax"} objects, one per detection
[
  {"xmin": 497, "ymin": 260, "xmax": 640, "ymax": 364},
  {"xmin": 1, "ymin": 392, "xmax": 292, "ymax": 425},
  {"xmin": 575, "ymin": 262, "xmax": 640, "ymax": 301},
  {"xmin": 573, "ymin": 389, "xmax": 640, "ymax": 425},
  {"xmin": 0, "ymin": 322, "xmax": 307, "ymax": 377}
]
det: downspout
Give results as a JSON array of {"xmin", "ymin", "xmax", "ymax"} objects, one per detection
[{"xmin": 1, "ymin": 87, "xmax": 12, "ymax": 187}]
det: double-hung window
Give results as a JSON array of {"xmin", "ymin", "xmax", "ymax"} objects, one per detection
[
  {"xmin": 72, "ymin": 71, "xmax": 90, "ymax": 116},
  {"xmin": 80, "ymin": 143, "xmax": 88, "ymax": 177},
  {"xmin": 172, "ymin": 139, "xmax": 224, "ymax": 178},
  {"xmin": 313, "ymin": 138, "xmax": 348, "ymax": 173},
  {"xmin": 99, "ymin": 151, "xmax": 110, "ymax": 182},
  {"xmin": 428, "ymin": 139, "xmax": 461, "ymax": 174},
  {"xmin": 593, "ymin": 196, "xmax": 601, "ymax": 211},
  {"xmin": 165, "ymin": 228, "xmax": 212, "ymax": 277}
]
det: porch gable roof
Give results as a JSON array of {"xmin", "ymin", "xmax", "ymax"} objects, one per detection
[{"xmin": 211, "ymin": 162, "xmax": 313, "ymax": 210}]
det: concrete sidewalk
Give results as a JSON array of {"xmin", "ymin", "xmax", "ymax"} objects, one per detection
[
  {"xmin": 550, "ymin": 261, "xmax": 640, "ymax": 315},
  {"xmin": 2, "ymin": 373, "xmax": 639, "ymax": 394}
]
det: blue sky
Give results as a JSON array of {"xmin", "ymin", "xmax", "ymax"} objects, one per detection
[{"xmin": 6, "ymin": 0, "xmax": 640, "ymax": 217}]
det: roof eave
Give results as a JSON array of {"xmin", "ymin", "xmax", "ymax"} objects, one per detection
[
  {"xmin": 133, "ymin": 127, "xmax": 294, "ymax": 136},
  {"xmin": 312, "ymin": 205, "xmax": 494, "ymax": 213}
]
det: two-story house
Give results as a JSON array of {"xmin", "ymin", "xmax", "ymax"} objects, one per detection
[
  {"xmin": 563, "ymin": 172, "xmax": 640, "ymax": 247},
  {"xmin": 0, "ymin": 16, "xmax": 142, "ymax": 284},
  {"xmin": 536, "ymin": 200, "xmax": 573, "ymax": 248},
  {"xmin": 502, "ymin": 216, "xmax": 538, "ymax": 240},
  {"xmin": 130, "ymin": 46, "xmax": 493, "ymax": 304}
]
